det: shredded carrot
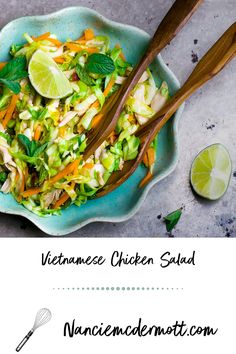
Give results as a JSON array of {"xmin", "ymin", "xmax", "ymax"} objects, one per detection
[
  {"xmin": 22, "ymin": 158, "xmax": 81, "ymax": 198},
  {"xmin": 142, "ymin": 153, "xmax": 148, "ymax": 167},
  {"xmin": 46, "ymin": 37, "xmax": 62, "ymax": 47},
  {"xmin": 109, "ymin": 131, "xmax": 116, "ymax": 144},
  {"xmin": 128, "ymin": 114, "xmax": 135, "ymax": 124},
  {"xmin": 15, "ymin": 170, "xmax": 20, "ymax": 183},
  {"xmin": 76, "ymin": 34, "xmax": 85, "ymax": 41},
  {"xmin": 115, "ymin": 44, "xmax": 126, "ymax": 61},
  {"xmin": 84, "ymin": 28, "xmax": 95, "ymax": 41},
  {"xmin": 0, "ymin": 62, "xmax": 7, "ymax": 70},
  {"xmin": 59, "ymin": 126, "xmax": 66, "ymax": 137},
  {"xmin": 22, "ymin": 187, "xmax": 41, "ymax": 198},
  {"xmin": 140, "ymin": 147, "xmax": 156, "ymax": 187},
  {"xmin": 34, "ymin": 124, "xmax": 42, "ymax": 141},
  {"xmin": 53, "ymin": 191, "xmax": 69, "ymax": 209},
  {"xmin": 91, "ymin": 113, "xmax": 104, "ymax": 128},
  {"xmin": 139, "ymin": 171, "xmax": 153, "ymax": 188},
  {"xmin": 119, "ymin": 51, "xmax": 126, "ymax": 61},
  {"xmin": 2, "ymin": 94, "xmax": 18, "ymax": 129},
  {"xmin": 83, "ymin": 163, "xmax": 94, "ymax": 169},
  {"xmin": 147, "ymin": 147, "xmax": 155, "ymax": 166},
  {"xmin": 91, "ymin": 100, "xmax": 100, "ymax": 109},
  {"xmin": 75, "ymin": 39, "xmax": 87, "ymax": 44},
  {"xmin": 48, "ymin": 158, "xmax": 81, "ymax": 185},
  {"xmin": 24, "ymin": 166, "xmax": 29, "ymax": 184},
  {"xmin": 52, "ymin": 182, "xmax": 75, "ymax": 209},
  {"xmin": 0, "ymin": 109, "xmax": 7, "ymax": 120},
  {"xmin": 77, "ymin": 125, "xmax": 84, "ymax": 134},
  {"xmin": 142, "ymin": 147, "xmax": 155, "ymax": 167},
  {"xmin": 90, "ymin": 77, "xmax": 117, "ymax": 128},
  {"xmin": 20, "ymin": 174, "xmax": 25, "ymax": 194},
  {"xmin": 16, "ymin": 173, "xmax": 25, "ymax": 202},
  {"xmin": 65, "ymin": 43, "xmax": 83, "ymax": 52},
  {"xmin": 65, "ymin": 42, "xmax": 98, "ymax": 53},
  {"xmin": 86, "ymin": 47, "xmax": 99, "ymax": 53},
  {"xmin": 72, "ymin": 159, "xmax": 80, "ymax": 174},
  {"xmin": 32, "ymin": 32, "xmax": 51, "ymax": 41},
  {"xmin": 103, "ymin": 75, "xmax": 116, "ymax": 97},
  {"xmin": 53, "ymin": 56, "xmax": 65, "ymax": 64},
  {"xmin": 32, "ymin": 32, "xmax": 61, "ymax": 46}
]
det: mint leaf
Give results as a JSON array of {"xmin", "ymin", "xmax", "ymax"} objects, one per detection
[
  {"xmin": 38, "ymin": 108, "xmax": 48, "ymax": 121},
  {"xmin": 75, "ymin": 65, "xmax": 95, "ymax": 86},
  {"xmin": 86, "ymin": 53, "xmax": 115, "ymax": 75},
  {"xmin": 18, "ymin": 134, "xmax": 47, "ymax": 159},
  {"xmin": 11, "ymin": 152, "xmax": 37, "ymax": 165},
  {"xmin": 34, "ymin": 142, "xmax": 48, "ymax": 157},
  {"xmin": 18, "ymin": 134, "xmax": 39, "ymax": 157},
  {"xmin": 164, "ymin": 208, "xmax": 182, "ymax": 232},
  {"xmin": 18, "ymin": 134, "xmax": 32, "ymax": 156},
  {"xmin": 28, "ymin": 107, "xmax": 39, "ymax": 120},
  {"xmin": 0, "ymin": 56, "xmax": 28, "ymax": 93},
  {"xmin": 10, "ymin": 44, "xmax": 24, "ymax": 56},
  {"xmin": 0, "ymin": 56, "xmax": 27, "ymax": 80},
  {"xmin": 0, "ymin": 171, "xmax": 7, "ymax": 183},
  {"xmin": 28, "ymin": 107, "xmax": 48, "ymax": 121},
  {"xmin": 0, "ymin": 79, "xmax": 21, "ymax": 94},
  {"xmin": 0, "ymin": 132, "xmax": 11, "ymax": 144}
]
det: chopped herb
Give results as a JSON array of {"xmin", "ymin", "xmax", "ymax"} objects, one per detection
[
  {"xmin": 28, "ymin": 107, "xmax": 48, "ymax": 121},
  {"xmin": 86, "ymin": 53, "xmax": 115, "ymax": 75},
  {"xmin": 0, "ymin": 56, "xmax": 28, "ymax": 94},
  {"xmin": 75, "ymin": 64, "xmax": 95, "ymax": 86},
  {"xmin": 17, "ymin": 134, "xmax": 47, "ymax": 158},
  {"xmin": 0, "ymin": 171, "xmax": 7, "ymax": 183},
  {"xmin": 39, "ymin": 166, "xmax": 48, "ymax": 183},
  {"xmin": 28, "ymin": 107, "xmax": 39, "ymax": 120},
  {"xmin": 164, "ymin": 208, "xmax": 182, "ymax": 232},
  {"xmin": 10, "ymin": 44, "xmax": 24, "ymax": 56},
  {"xmin": 77, "ymin": 134, "xmax": 87, "ymax": 153},
  {"xmin": 0, "ymin": 132, "xmax": 11, "ymax": 144},
  {"xmin": 161, "ymin": 87, "xmax": 168, "ymax": 97}
]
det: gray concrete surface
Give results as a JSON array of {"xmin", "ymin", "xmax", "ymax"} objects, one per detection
[{"xmin": 0, "ymin": 0, "xmax": 235, "ymax": 237}]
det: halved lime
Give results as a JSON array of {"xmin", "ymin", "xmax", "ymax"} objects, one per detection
[
  {"xmin": 190, "ymin": 143, "xmax": 232, "ymax": 200},
  {"xmin": 28, "ymin": 50, "xmax": 72, "ymax": 99}
]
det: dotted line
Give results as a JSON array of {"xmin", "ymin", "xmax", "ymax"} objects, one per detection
[{"xmin": 52, "ymin": 287, "xmax": 183, "ymax": 291}]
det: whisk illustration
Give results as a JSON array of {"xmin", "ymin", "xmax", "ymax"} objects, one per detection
[{"xmin": 16, "ymin": 308, "xmax": 52, "ymax": 352}]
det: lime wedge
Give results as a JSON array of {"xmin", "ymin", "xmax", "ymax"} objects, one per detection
[
  {"xmin": 190, "ymin": 143, "xmax": 232, "ymax": 200},
  {"xmin": 28, "ymin": 49, "xmax": 72, "ymax": 99}
]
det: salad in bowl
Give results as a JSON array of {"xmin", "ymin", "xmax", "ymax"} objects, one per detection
[{"xmin": 0, "ymin": 28, "xmax": 169, "ymax": 216}]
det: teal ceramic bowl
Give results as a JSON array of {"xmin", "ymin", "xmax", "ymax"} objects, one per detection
[{"xmin": 0, "ymin": 7, "xmax": 184, "ymax": 235}]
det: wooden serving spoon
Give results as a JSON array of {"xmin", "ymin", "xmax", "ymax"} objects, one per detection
[
  {"xmin": 83, "ymin": 0, "xmax": 203, "ymax": 160},
  {"xmin": 97, "ymin": 22, "xmax": 236, "ymax": 197}
]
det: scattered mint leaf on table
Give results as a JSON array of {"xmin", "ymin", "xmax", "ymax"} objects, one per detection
[
  {"xmin": 0, "ymin": 56, "xmax": 28, "ymax": 94},
  {"xmin": 86, "ymin": 53, "xmax": 115, "ymax": 75},
  {"xmin": 164, "ymin": 208, "xmax": 182, "ymax": 232}
]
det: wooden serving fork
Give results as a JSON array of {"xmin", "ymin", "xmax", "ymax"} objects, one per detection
[
  {"xmin": 97, "ymin": 22, "xmax": 236, "ymax": 197},
  {"xmin": 83, "ymin": 0, "xmax": 203, "ymax": 160}
]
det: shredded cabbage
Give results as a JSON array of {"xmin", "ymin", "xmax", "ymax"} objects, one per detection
[{"xmin": 0, "ymin": 28, "xmax": 169, "ymax": 215}]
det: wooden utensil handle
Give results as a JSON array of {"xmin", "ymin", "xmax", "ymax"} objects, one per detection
[
  {"xmin": 83, "ymin": 0, "xmax": 202, "ymax": 160},
  {"xmin": 147, "ymin": 0, "xmax": 203, "ymax": 57},
  {"xmin": 116, "ymin": 0, "xmax": 203, "ymax": 105},
  {"xmin": 140, "ymin": 22, "xmax": 236, "ymax": 139},
  {"xmin": 97, "ymin": 23, "xmax": 236, "ymax": 197}
]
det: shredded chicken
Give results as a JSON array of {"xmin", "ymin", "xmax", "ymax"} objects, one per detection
[{"xmin": 41, "ymin": 189, "xmax": 62, "ymax": 209}]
